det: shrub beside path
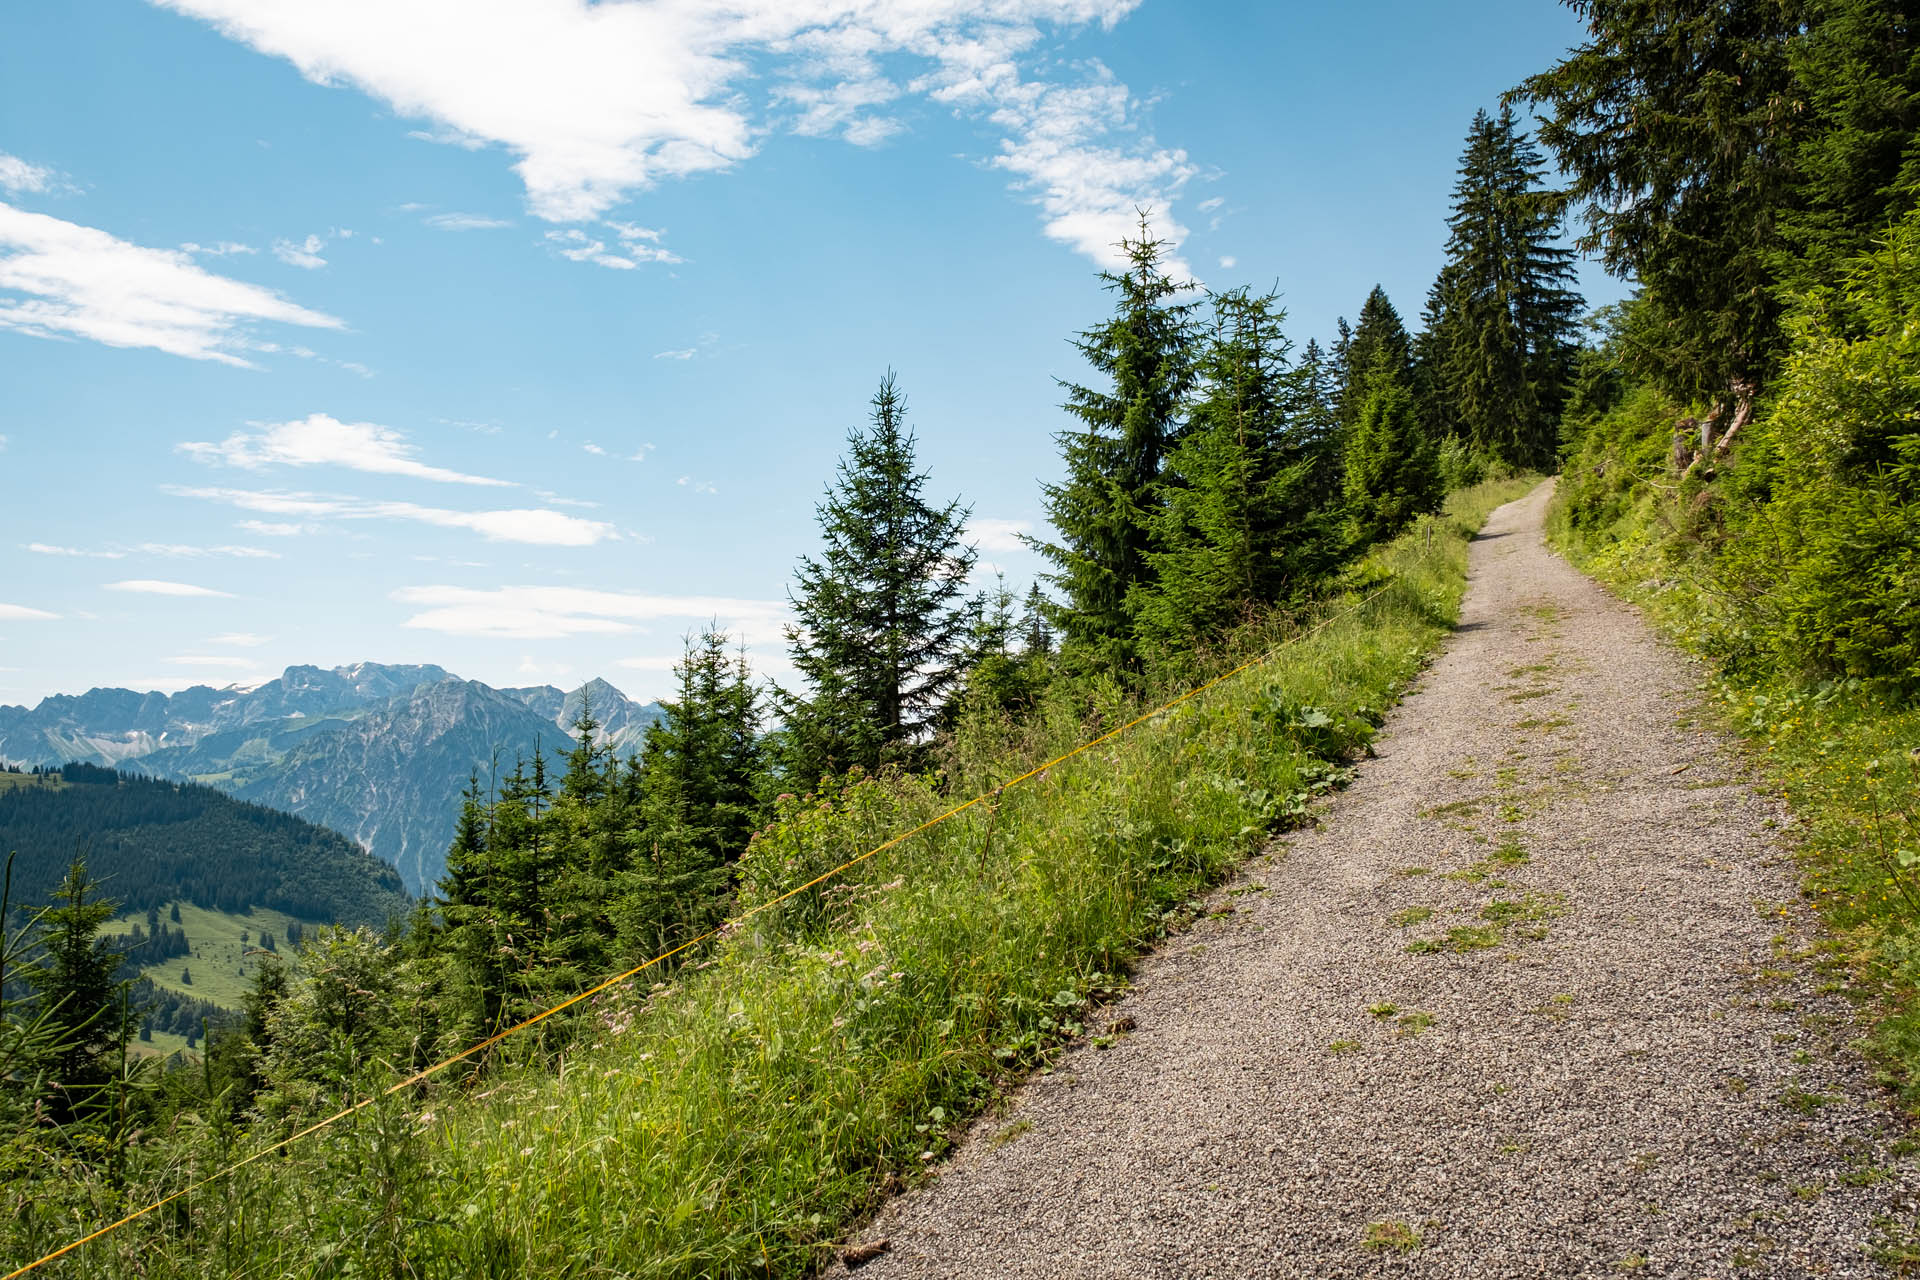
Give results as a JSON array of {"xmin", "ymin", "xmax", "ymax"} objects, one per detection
[{"xmin": 841, "ymin": 482, "xmax": 1920, "ymax": 1278}]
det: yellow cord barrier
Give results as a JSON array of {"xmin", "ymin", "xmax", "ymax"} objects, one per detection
[{"xmin": 7, "ymin": 580, "xmax": 1399, "ymax": 1280}]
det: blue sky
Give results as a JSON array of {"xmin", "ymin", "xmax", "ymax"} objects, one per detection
[{"xmin": 0, "ymin": 0, "xmax": 1624, "ymax": 707}]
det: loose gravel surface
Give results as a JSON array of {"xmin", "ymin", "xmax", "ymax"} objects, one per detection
[{"xmin": 840, "ymin": 483, "xmax": 1920, "ymax": 1278}]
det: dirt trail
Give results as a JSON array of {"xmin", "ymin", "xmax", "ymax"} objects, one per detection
[{"xmin": 841, "ymin": 482, "xmax": 1919, "ymax": 1278}]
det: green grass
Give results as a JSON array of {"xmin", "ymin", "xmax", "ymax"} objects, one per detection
[
  {"xmin": 100, "ymin": 901, "xmax": 319, "ymax": 1014},
  {"xmin": 7, "ymin": 478, "xmax": 1538, "ymax": 1279}
]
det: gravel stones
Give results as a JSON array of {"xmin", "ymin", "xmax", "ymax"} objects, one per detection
[{"xmin": 837, "ymin": 483, "xmax": 1920, "ymax": 1279}]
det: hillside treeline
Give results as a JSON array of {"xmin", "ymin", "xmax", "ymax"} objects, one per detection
[{"xmin": 0, "ymin": 763, "xmax": 407, "ymax": 925}]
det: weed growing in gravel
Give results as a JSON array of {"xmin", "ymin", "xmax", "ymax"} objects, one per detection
[
  {"xmin": 1408, "ymin": 925, "xmax": 1503, "ymax": 954},
  {"xmin": 1780, "ymin": 1086, "xmax": 1837, "ymax": 1115},
  {"xmin": 1389, "ymin": 907, "xmax": 1434, "ymax": 928},
  {"xmin": 1394, "ymin": 866, "xmax": 1432, "ymax": 877},
  {"xmin": 1394, "ymin": 1011, "xmax": 1435, "ymax": 1037},
  {"xmin": 1368, "ymin": 1002, "xmax": 1399, "ymax": 1019},
  {"xmin": 1363, "ymin": 1220, "xmax": 1422, "ymax": 1253},
  {"xmin": 1328, "ymin": 1039, "xmax": 1362, "ymax": 1054},
  {"xmin": 1492, "ymin": 837, "xmax": 1530, "ymax": 864},
  {"xmin": 988, "ymin": 1120, "xmax": 1032, "ymax": 1149}
]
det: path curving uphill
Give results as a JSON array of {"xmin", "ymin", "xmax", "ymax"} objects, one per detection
[{"xmin": 842, "ymin": 482, "xmax": 1919, "ymax": 1279}]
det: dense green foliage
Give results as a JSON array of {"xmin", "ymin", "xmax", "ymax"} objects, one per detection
[{"xmin": 0, "ymin": 765, "xmax": 406, "ymax": 925}]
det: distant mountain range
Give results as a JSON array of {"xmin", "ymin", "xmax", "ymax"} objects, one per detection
[{"xmin": 0, "ymin": 665, "xmax": 664, "ymax": 893}]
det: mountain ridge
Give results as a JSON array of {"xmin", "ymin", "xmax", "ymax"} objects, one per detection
[{"xmin": 0, "ymin": 663, "xmax": 665, "ymax": 893}]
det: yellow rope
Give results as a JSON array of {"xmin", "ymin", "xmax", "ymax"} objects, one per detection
[{"xmin": 4, "ymin": 579, "xmax": 1398, "ymax": 1280}]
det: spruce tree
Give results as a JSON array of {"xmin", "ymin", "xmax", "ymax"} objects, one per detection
[
  {"xmin": 1337, "ymin": 287, "xmax": 1413, "ymax": 430},
  {"xmin": 1132, "ymin": 288, "xmax": 1347, "ymax": 651},
  {"xmin": 1344, "ymin": 355, "xmax": 1443, "ymax": 545},
  {"xmin": 783, "ymin": 372, "xmax": 977, "ymax": 779},
  {"xmin": 1424, "ymin": 108, "xmax": 1583, "ymax": 471},
  {"xmin": 641, "ymin": 627, "xmax": 764, "ymax": 862},
  {"xmin": 22, "ymin": 860, "xmax": 132, "ymax": 1122},
  {"xmin": 1514, "ymin": 0, "xmax": 1802, "ymax": 409},
  {"xmin": 1029, "ymin": 216, "xmax": 1199, "ymax": 670}
]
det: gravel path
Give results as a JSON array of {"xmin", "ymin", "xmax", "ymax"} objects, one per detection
[{"xmin": 839, "ymin": 482, "xmax": 1920, "ymax": 1278}]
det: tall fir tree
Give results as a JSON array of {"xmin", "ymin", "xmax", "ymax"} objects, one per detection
[
  {"xmin": 22, "ymin": 861, "xmax": 132, "ymax": 1123},
  {"xmin": 1514, "ymin": 0, "xmax": 1802, "ymax": 411},
  {"xmin": 1343, "ymin": 354, "xmax": 1443, "ymax": 546},
  {"xmin": 782, "ymin": 372, "xmax": 976, "ymax": 780},
  {"xmin": 640, "ymin": 627, "xmax": 764, "ymax": 863},
  {"xmin": 1422, "ymin": 107, "xmax": 1583, "ymax": 471},
  {"xmin": 1336, "ymin": 287, "xmax": 1413, "ymax": 430},
  {"xmin": 1131, "ymin": 289, "xmax": 1348, "ymax": 651},
  {"xmin": 1029, "ymin": 216, "xmax": 1199, "ymax": 671}
]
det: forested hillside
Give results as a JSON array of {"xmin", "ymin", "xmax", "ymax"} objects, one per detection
[{"xmin": 0, "ymin": 764, "xmax": 406, "ymax": 925}]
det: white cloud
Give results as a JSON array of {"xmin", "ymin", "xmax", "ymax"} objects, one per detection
[
  {"xmin": 167, "ymin": 654, "xmax": 262, "ymax": 668},
  {"xmin": 542, "ymin": 225, "xmax": 681, "ymax": 271},
  {"xmin": 653, "ymin": 348, "xmax": 695, "ymax": 360},
  {"xmin": 676, "ymin": 475, "xmax": 717, "ymax": 495},
  {"xmin": 423, "ymin": 212, "xmax": 512, "ymax": 230},
  {"xmin": 1218, "ymin": 255, "xmax": 1236, "ymax": 269},
  {"xmin": 272, "ymin": 233, "xmax": 329, "ymax": 269},
  {"xmin": 0, "ymin": 154, "xmax": 60, "ymax": 196},
  {"xmin": 236, "ymin": 519, "xmax": 309, "ymax": 536},
  {"xmin": 181, "ymin": 240, "xmax": 258, "ymax": 257},
  {"xmin": 157, "ymin": 1, "xmax": 1196, "ymax": 268},
  {"xmin": 181, "ymin": 413, "xmax": 511, "ymax": 486},
  {"xmin": 0, "ymin": 203, "xmax": 343, "ymax": 365},
  {"xmin": 582, "ymin": 442, "xmax": 607, "ymax": 456},
  {"xmin": 209, "ymin": 631, "xmax": 269, "ymax": 646},
  {"xmin": 167, "ymin": 485, "xmax": 619, "ymax": 546},
  {"xmin": 392, "ymin": 583, "xmax": 789, "ymax": 642},
  {"xmin": 0, "ymin": 603, "xmax": 60, "ymax": 621},
  {"xmin": 0, "ymin": 434, "xmax": 7, "ymax": 450},
  {"xmin": 967, "ymin": 517, "xmax": 1032, "ymax": 553},
  {"xmin": 104, "ymin": 579, "xmax": 235, "ymax": 598},
  {"xmin": 26, "ymin": 540, "xmax": 272, "ymax": 559},
  {"xmin": 629, "ymin": 443, "xmax": 656, "ymax": 462}
]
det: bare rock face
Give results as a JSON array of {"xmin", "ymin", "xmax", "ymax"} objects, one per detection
[{"xmin": 0, "ymin": 663, "xmax": 664, "ymax": 894}]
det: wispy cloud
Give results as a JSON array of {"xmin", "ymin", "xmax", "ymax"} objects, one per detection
[
  {"xmin": 166, "ymin": 485, "xmax": 619, "ymax": 546},
  {"xmin": 208, "ymin": 631, "xmax": 269, "ymax": 646},
  {"xmin": 0, "ymin": 603, "xmax": 60, "ymax": 621},
  {"xmin": 0, "ymin": 153, "xmax": 72, "ymax": 196},
  {"xmin": 235, "ymin": 519, "xmax": 309, "ymax": 536},
  {"xmin": 966, "ymin": 517, "xmax": 1033, "ymax": 553},
  {"xmin": 542, "ymin": 224, "xmax": 682, "ymax": 271},
  {"xmin": 104, "ymin": 579, "xmax": 235, "ymax": 598},
  {"xmin": 0, "ymin": 203, "xmax": 343, "ymax": 365},
  {"xmin": 423, "ymin": 212, "xmax": 512, "ymax": 231},
  {"xmin": 27, "ymin": 540, "xmax": 274, "ymax": 559},
  {"xmin": 1218, "ymin": 255, "xmax": 1236, "ymax": 269},
  {"xmin": 392, "ymin": 584, "xmax": 788, "ymax": 642},
  {"xmin": 181, "ymin": 413, "xmax": 512, "ymax": 487},
  {"xmin": 653, "ymin": 348, "xmax": 695, "ymax": 360},
  {"xmin": 157, "ymin": 1, "xmax": 1199, "ymax": 268},
  {"xmin": 676, "ymin": 475, "xmax": 717, "ymax": 495},
  {"xmin": 272, "ymin": 233, "xmax": 329, "ymax": 269},
  {"xmin": 181, "ymin": 240, "xmax": 257, "ymax": 257}
]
